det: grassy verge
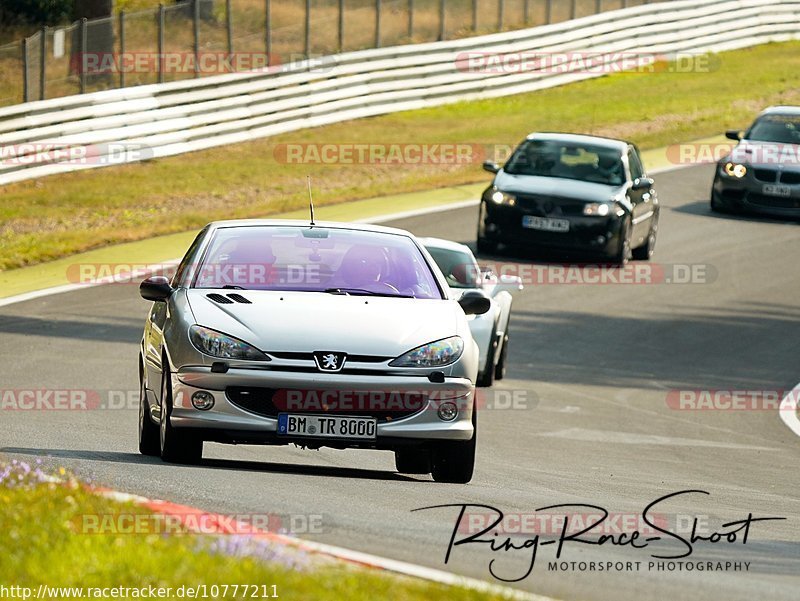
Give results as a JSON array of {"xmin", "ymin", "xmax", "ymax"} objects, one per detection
[
  {"xmin": 0, "ymin": 460, "xmax": 510, "ymax": 600},
  {"xmin": 1, "ymin": 41, "xmax": 800, "ymax": 271}
]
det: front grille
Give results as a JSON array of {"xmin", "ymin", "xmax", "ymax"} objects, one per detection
[
  {"xmin": 226, "ymin": 386, "xmax": 426, "ymax": 422},
  {"xmin": 267, "ymin": 352, "xmax": 390, "ymax": 363},
  {"xmin": 780, "ymin": 171, "xmax": 800, "ymax": 185},
  {"xmin": 515, "ymin": 195, "xmax": 586, "ymax": 216},
  {"xmin": 753, "ymin": 168, "xmax": 778, "ymax": 182},
  {"xmin": 747, "ymin": 194, "xmax": 798, "ymax": 209}
]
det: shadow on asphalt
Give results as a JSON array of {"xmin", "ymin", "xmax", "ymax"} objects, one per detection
[
  {"xmin": 0, "ymin": 446, "xmax": 421, "ymax": 482},
  {"xmin": 0, "ymin": 315, "xmax": 142, "ymax": 344}
]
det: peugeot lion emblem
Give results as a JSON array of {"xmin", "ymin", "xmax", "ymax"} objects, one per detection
[{"xmin": 313, "ymin": 351, "xmax": 347, "ymax": 373}]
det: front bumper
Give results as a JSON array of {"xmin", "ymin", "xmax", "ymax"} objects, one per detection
[
  {"xmin": 712, "ymin": 169, "xmax": 800, "ymax": 218},
  {"xmin": 479, "ymin": 201, "xmax": 626, "ymax": 257},
  {"xmin": 164, "ymin": 365, "xmax": 475, "ymax": 445}
]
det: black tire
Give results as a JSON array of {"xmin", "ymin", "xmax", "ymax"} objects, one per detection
[
  {"xmin": 710, "ymin": 179, "xmax": 726, "ymax": 213},
  {"xmin": 431, "ymin": 407, "xmax": 476, "ymax": 484},
  {"xmin": 394, "ymin": 448, "xmax": 431, "ymax": 474},
  {"xmin": 159, "ymin": 363, "xmax": 203, "ymax": 464},
  {"xmin": 632, "ymin": 212, "xmax": 658, "ymax": 261},
  {"xmin": 138, "ymin": 367, "xmax": 160, "ymax": 457},
  {"xmin": 611, "ymin": 217, "xmax": 632, "ymax": 266},
  {"xmin": 476, "ymin": 325, "xmax": 497, "ymax": 387},
  {"xmin": 494, "ymin": 329, "xmax": 509, "ymax": 381},
  {"xmin": 476, "ymin": 235, "xmax": 498, "ymax": 255}
]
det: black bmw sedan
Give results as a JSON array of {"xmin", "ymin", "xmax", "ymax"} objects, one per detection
[
  {"xmin": 477, "ymin": 133, "xmax": 659, "ymax": 264},
  {"xmin": 711, "ymin": 106, "xmax": 800, "ymax": 218}
]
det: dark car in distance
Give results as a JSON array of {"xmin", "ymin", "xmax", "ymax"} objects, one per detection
[
  {"xmin": 711, "ymin": 106, "xmax": 800, "ymax": 218},
  {"xmin": 477, "ymin": 133, "xmax": 659, "ymax": 264}
]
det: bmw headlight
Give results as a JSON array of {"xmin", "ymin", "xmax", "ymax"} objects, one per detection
[
  {"xmin": 489, "ymin": 190, "xmax": 516, "ymax": 205},
  {"xmin": 189, "ymin": 325, "xmax": 269, "ymax": 361},
  {"xmin": 582, "ymin": 202, "xmax": 611, "ymax": 216},
  {"xmin": 723, "ymin": 162, "xmax": 747, "ymax": 178},
  {"xmin": 389, "ymin": 336, "xmax": 464, "ymax": 368}
]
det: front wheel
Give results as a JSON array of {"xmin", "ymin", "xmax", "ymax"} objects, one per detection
[
  {"xmin": 159, "ymin": 366, "xmax": 203, "ymax": 464},
  {"xmin": 611, "ymin": 217, "xmax": 632, "ymax": 266},
  {"xmin": 476, "ymin": 326, "xmax": 497, "ymax": 387},
  {"xmin": 632, "ymin": 212, "xmax": 658, "ymax": 261},
  {"xmin": 138, "ymin": 371, "xmax": 160, "ymax": 457},
  {"xmin": 431, "ymin": 408, "xmax": 476, "ymax": 484}
]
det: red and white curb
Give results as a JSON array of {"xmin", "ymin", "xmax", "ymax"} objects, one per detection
[
  {"xmin": 779, "ymin": 382, "xmax": 800, "ymax": 438},
  {"xmin": 96, "ymin": 488, "xmax": 554, "ymax": 601}
]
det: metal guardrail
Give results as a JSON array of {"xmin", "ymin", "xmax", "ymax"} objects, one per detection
[{"xmin": 0, "ymin": 0, "xmax": 799, "ymax": 186}]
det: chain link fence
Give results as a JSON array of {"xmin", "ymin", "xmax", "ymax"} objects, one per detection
[{"xmin": 6, "ymin": 0, "xmax": 659, "ymax": 106}]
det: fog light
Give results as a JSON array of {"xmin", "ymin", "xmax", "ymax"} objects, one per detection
[
  {"xmin": 191, "ymin": 391, "xmax": 215, "ymax": 410},
  {"xmin": 437, "ymin": 402, "xmax": 459, "ymax": 422}
]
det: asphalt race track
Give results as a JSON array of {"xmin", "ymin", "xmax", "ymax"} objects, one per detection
[{"xmin": 1, "ymin": 163, "xmax": 799, "ymax": 600}]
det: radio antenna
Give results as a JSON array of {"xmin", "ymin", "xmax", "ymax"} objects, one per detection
[{"xmin": 307, "ymin": 175, "xmax": 315, "ymax": 226}]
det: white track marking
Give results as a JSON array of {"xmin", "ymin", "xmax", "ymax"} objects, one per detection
[{"xmin": 779, "ymin": 383, "xmax": 800, "ymax": 437}]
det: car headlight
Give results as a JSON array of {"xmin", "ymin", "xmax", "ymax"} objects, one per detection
[
  {"xmin": 489, "ymin": 190, "xmax": 516, "ymax": 205},
  {"xmin": 189, "ymin": 325, "xmax": 269, "ymax": 361},
  {"xmin": 723, "ymin": 162, "xmax": 747, "ymax": 178},
  {"xmin": 583, "ymin": 202, "xmax": 611, "ymax": 216},
  {"xmin": 389, "ymin": 336, "xmax": 464, "ymax": 368}
]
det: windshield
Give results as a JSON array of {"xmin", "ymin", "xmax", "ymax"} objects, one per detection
[
  {"xmin": 746, "ymin": 114, "xmax": 800, "ymax": 144},
  {"xmin": 504, "ymin": 139, "xmax": 625, "ymax": 185},
  {"xmin": 192, "ymin": 226, "xmax": 442, "ymax": 299},
  {"xmin": 425, "ymin": 246, "xmax": 481, "ymax": 289}
]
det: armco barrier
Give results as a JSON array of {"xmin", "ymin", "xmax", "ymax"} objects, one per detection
[{"xmin": 1, "ymin": 0, "xmax": 799, "ymax": 185}]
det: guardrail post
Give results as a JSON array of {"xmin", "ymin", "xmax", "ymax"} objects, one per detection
[
  {"xmin": 305, "ymin": 0, "xmax": 311, "ymax": 57},
  {"xmin": 545, "ymin": 0, "xmax": 552, "ymax": 24},
  {"xmin": 226, "ymin": 0, "xmax": 233, "ymax": 62},
  {"xmin": 193, "ymin": 0, "xmax": 200, "ymax": 77},
  {"xmin": 498, "ymin": 0, "xmax": 504, "ymax": 30},
  {"xmin": 80, "ymin": 18, "xmax": 87, "ymax": 93},
  {"xmin": 119, "ymin": 10, "xmax": 126, "ymax": 88},
  {"xmin": 375, "ymin": 0, "xmax": 381, "ymax": 48},
  {"xmin": 524, "ymin": 0, "xmax": 529, "ymax": 24},
  {"xmin": 622, "ymin": 0, "xmax": 629, "ymax": 8},
  {"xmin": 570, "ymin": 0, "xmax": 576, "ymax": 20},
  {"xmin": 21, "ymin": 38, "xmax": 29, "ymax": 102},
  {"xmin": 339, "ymin": 0, "xmax": 345, "ymax": 51},
  {"xmin": 472, "ymin": 0, "xmax": 477, "ymax": 32},
  {"xmin": 39, "ymin": 27, "xmax": 46, "ymax": 100},
  {"xmin": 408, "ymin": 0, "xmax": 413, "ymax": 40},
  {"xmin": 265, "ymin": 0, "xmax": 271, "ymax": 62},
  {"xmin": 158, "ymin": 4, "xmax": 165, "ymax": 83},
  {"xmin": 438, "ymin": 0, "xmax": 445, "ymax": 41}
]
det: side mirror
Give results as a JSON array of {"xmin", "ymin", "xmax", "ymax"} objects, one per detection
[
  {"xmin": 458, "ymin": 290, "xmax": 491, "ymax": 315},
  {"xmin": 725, "ymin": 129, "xmax": 742, "ymax": 141},
  {"xmin": 632, "ymin": 177, "xmax": 654, "ymax": 190},
  {"xmin": 140, "ymin": 275, "xmax": 173, "ymax": 302},
  {"xmin": 482, "ymin": 161, "xmax": 500, "ymax": 174}
]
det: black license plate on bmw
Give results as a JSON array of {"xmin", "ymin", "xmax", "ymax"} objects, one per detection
[{"xmin": 277, "ymin": 414, "xmax": 377, "ymax": 439}]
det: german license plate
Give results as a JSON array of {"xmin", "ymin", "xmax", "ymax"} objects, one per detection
[
  {"xmin": 277, "ymin": 414, "xmax": 377, "ymax": 439},
  {"xmin": 522, "ymin": 215, "xmax": 570, "ymax": 232},
  {"xmin": 763, "ymin": 184, "xmax": 791, "ymax": 197}
]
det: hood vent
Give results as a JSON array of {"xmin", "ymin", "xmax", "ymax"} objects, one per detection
[
  {"xmin": 206, "ymin": 293, "xmax": 233, "ymax": 304},
  {"xmin": 227, "ymin": 293, "xmax": 252, "ymax": 304}
]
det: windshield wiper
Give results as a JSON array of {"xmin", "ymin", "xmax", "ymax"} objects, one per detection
[
  {"xmin": 221, "ymin": 284, "xmax": 247, "ymax": 290},
  {"xmin": 323, "ymin": 287, "xmax": 412, "ymax": 298}
]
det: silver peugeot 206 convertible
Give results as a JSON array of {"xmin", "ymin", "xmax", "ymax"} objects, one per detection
[{"xmin": 137, "ymin": 219, "xmax": 489, "ymax": 483}]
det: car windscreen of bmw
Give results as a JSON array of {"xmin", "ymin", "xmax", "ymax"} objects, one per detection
[
  {"xmin": 504, "ymin": 139, "xmax": 625, "ymax": 186},
  {"xmin": 746, "ymin": 114, "xmax": 800, "ymax": 144},
  {"xmin": 193, "ymin": 226, "xmax": 443, "ymax": 299},
  {"xmin": 425, "ymin": 247, "xmax": 481, "ymax": 289}
]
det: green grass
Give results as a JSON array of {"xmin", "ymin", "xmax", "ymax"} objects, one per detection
[
  {"xmin": 0, "ymin": 461, "xmax": 510, "ymax": 600},
  {"xmin": 1, "ymin": 41, "xmax": 800, "ymax": 271}
]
